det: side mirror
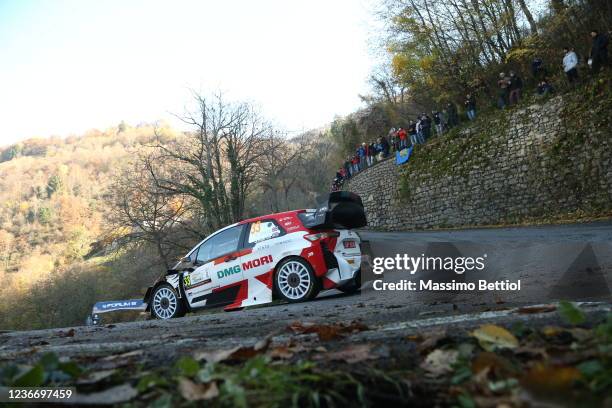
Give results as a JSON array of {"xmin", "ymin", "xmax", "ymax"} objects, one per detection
[{"xmin": 180, "ymin": 256, "xmax": 191, "ymax": 263}]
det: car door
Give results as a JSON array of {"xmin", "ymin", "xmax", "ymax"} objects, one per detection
[
  {"xmin": 183, "ymin": 224, "xmax": 247, "ymax": 308},
  {"xmin": 236, "ymin": 219, "xmax": 286, "ymax": 306}
]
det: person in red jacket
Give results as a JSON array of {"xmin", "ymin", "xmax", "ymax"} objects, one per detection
[
  {"xmin": 351, "ymin": 154, "xmax": 360, "ymax": 174},
  {"xmin": 398, "ymin": 127, "xmax": 408, "ymax": 150}
]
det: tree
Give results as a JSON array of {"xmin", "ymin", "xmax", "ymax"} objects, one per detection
[
  {"xmin": 38, "ymin": 207, "xmax": 52, "ymax": 225},
  {"xmin": 108, "ymin": 157, "xmax": 192, "ymax": 269},
  {"xmin": 145, "ymin": 92, "xmax": 276, "ymax": 232},
  {"xmin": 377, "ymin": 0, "xmax": 538, "ymax": 106},
  {"xmin": 46, "ymin": 174, "xmax": 64, "ymax": 198}
]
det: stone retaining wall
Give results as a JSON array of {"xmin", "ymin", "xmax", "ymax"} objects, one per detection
[{"xmin": 342, "ymin": 95, "xmax": 612, "ymax": 230}]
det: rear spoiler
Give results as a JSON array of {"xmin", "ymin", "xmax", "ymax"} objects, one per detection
[
  {"xmin": 85, "ymin": 299, "xmax": 147, "ymax": 326},
  {"xmin": 300, "ymin": 191, "xmax": 367, "ymax": 230}
]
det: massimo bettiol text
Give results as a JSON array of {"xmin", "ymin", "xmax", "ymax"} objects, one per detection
[{"xmin": 371, "ymin": 254, "xmax": 521, "ymax": 291}]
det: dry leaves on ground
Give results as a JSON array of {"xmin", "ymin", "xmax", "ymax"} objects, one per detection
[
  {"xmin": 315, "ymin": 344, "xmax": 376, "ymax": 364},
  {"xmin": 178, "ymin": 378, "xmax": 219, "ymax": 401},
  {"xmin": 471, "ymin": 324, "xmax": 519, "ymax": 351},
  {"xmin": 421, "ymin": 349, "xmax": 459, "ymax": 377},
  {"xmin": 287, "ymin": 320, "xmax": 369, "ymax": 341}
]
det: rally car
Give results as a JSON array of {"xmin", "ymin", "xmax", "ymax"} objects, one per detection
[{"xmin": 144, "ymin": 192, "xmax": 367, "ymax": 319}]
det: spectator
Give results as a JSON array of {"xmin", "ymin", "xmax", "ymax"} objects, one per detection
[
  {"xmin": 380, "ymin": 136, "xmax": 390, "ymax": 157},
  {"xmin": 335, "ymin": 168, "xmax": 344, "ymax": 182},
  {"xmin": 446, "ymin": 102, "xmax": 458, "ymax": 127},
  {"xmin": 420, "ymin": 113, "xmax": 432, "ymax": 142},
  {"xmin": 388, "ymin": 128, "xmax": 398, "ymax": 151},
  {"xmin": 497, "ymin": 72, "xmax": 511, "ymax": 109},
  {"xmin": 415, "ymin": 116, "xmax": 424, "ymax": 144},
  {"xmin": 432, "ymin": 110, "xmax": 443, "ymax": 136},
  {"xmin": 508, "ymin": 70, "xmax": 523, "ymax": 105},
  {"xmin": 536, "ymin": 79, "xmax": 554, "ymax": 98},
  {"xmin": 367, "ymin": 141, "xmax": 376, "ymax": 167},
  {"xmin": 531, "ymin": 58, "xmax": 547, "ymax": 80},
  {"xmin": 343, "ymin": 157, "xmax": 351, "ymax": 178},
  {"xmin": 358, "ymin": 143, "xmax": 367, "ymax": 170},
  {"xmin": 397, "ymin": 127, "xmax": 408, "ymax": 150},
  {"xmin": 351, "ymin": 153, "xmax": 359, "ymax": 174},
  {"xmin": 563, "ymin": 47, "xmax": 579, "ymax": 83},
  {"xmin": 464, "ymin": 94, "xmax": 477, "ymax": 120},
  {"xmin": 440, "ymin": 109, "xmax": 448, "ymax": 131},
  {"xmin": 407, "ymin": 121, "xmax": 417, "ymax": 146},
  {"xmin": 590, "ymin": 30, "xmax": 609, "ymax": 74}
]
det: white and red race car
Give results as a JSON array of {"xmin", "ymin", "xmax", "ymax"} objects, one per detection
[{"xmin": 144, "ymin": 192, "xmax": 367, "ymax": 319}]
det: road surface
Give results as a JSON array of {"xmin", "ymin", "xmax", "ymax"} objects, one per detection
[{"xmin": 1, "ymin": 221, "xmax": 611, "ymax": 368}]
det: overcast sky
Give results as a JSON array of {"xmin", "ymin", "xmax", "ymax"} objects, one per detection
[{"xmin": 0, "ymin": 0, "xmax": 378, "ymax": 145}]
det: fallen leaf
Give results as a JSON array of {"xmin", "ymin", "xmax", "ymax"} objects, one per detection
[
  {"xmin": 178, "ymin": 378, "xmax": 219, "ymax": 401},
  {"xmin": 194, "ymin": 346, "xmax": 262, "ymax": 363},
  {"xmin": 420, "ymin": 349, "xmax": 459, "ymax": 376},
  {"xmin": 59, "ymin": 329, "xmax": 75, "ymax": 338},
  {"xmin": 568, "ymin": 328, "xmax": 593, "ymax": 342},
  {"xmin": 77, "ymin": 369, "xmax": 116, "ymax": 385},
  {"xmin": 316, "ymin": 344, "xmax": 376, "ymax": 364},
  {"xmin": 471, "ymin": 325, "xmax": 519, "ymax": 351},
  {"xmin": 471, "ymin": 352, "xmax": 518, "ymax": 378},
  {"xmin": 70, "ymin": 384, "xmax": 138, "ymax": 405},
  {"xmin": 416, "ymin": 328, "xmax": 448, "ymax": 353},
  {"xmin": 521, "ymin": 364, "xmax": 582, "ymax": 392},
  {"xmin": 541, "ymin": 326, "xmax": 564, "ymax": 337},
  {"xmin": 288, "ymin": 321, "xmax": 368, "ymax": 341},
  {"xmin": 513, "ymin": 346, "xmax": 548, "ymax": 359},
  {"xmin": 267, "ymin": 346, "xmax": 297, "ymax": 360},
  {"xmin": 516, "ymin": 305, "xmax": 556, "ymax": 314}
]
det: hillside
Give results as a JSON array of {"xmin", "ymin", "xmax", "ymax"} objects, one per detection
[
  {"xmin": 0, "ymin": 124, "xmax": 179, "ymax": 328},
  {"xmin": 0, "ymin": 122, "xmax": 335, "ymax": 330}
]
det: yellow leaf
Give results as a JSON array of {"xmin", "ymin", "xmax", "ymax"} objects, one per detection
[
  {"xmin": 471, "ymin": 324, "xmax": 519, "ymax": 351},
  {"xmin": 522, "ymin": 364, "xmax": 581, "ymax": 392}
]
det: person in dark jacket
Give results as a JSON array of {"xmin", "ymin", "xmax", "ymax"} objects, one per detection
[
  {"xmin": 465, "ymin": 94, "xmax": 476, "ymax": 120},
  {"xmin": 508, "ymin": 71, "xmax": 523, "ymax": 105},
  {"xmin": 432, "ymin": 110, "xmax": 443, "ymax": 136},
  {"xmin": 420, "ymin": 113, "xmax": 432, "ymax": 142},
  {"xmin": 407, "ymin": 121, "xmax": 417, "ymax": 146},
  {"xmin": 379, "ymin": 136, "xmax": 390, "ymax": 157},
  {"xmin": 531, "ymin": 58, "xmax": 547, "ymax": 80},
  {"xmin": 446, "ymin": 102, "xmax": 458, "ymax": 127},
  {"xmin": 497, "ymin": 72, "xmax": 511, "ymax": 109},
  {"xmin": 343, "ymin": 158, "xmax": 351, "ymax": 179},
  {"xmin": 590, "ymin": 30, "xmax": 609, "ymax": 74},
  {"xmin": 536, "ymin": 79, "xmax": 554, "ymax": 98},
  {"xmin": 368, "ymin": 142, "xmax": 376, "ymax": 166}
]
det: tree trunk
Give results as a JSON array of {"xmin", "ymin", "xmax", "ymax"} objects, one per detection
[{"xmin": 516, "ymin": 0, "xmax": 537, "ymax": 34}]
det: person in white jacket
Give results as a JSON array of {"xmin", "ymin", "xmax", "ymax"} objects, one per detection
[{"xmin": 563, "ymin": 47, "xmax": 579, "ymax": 83}]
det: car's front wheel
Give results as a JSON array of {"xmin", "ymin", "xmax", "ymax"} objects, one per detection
[
  {"xmin": 274, "ymin": 258, "xmax": 320, "ymax": 302},
  {"xmin": 151, "ymin": 284, "xmax": 186, "ymax": 319}
]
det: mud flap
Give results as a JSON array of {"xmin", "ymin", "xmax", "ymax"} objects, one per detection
[
  {"xmin": 301, "ymin": 191, "xmax": 367, "ymax": 230},
  {"xmin": 358, "ymin": 240, "xmax": 376, "ymax": 285}
]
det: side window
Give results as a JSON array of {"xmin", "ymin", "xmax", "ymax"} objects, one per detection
[
  {"xmin": 247, "ymin": 220, "xmax": 283, "ymax": 246},
  {"xmin": 196, "ymin": 225, "xmax": 244, "ymax": 264}
]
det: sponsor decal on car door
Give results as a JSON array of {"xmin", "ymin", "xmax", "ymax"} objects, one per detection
[{"xmin": 183, "ymin": 225, "xmax": 247, "ymax": 308}]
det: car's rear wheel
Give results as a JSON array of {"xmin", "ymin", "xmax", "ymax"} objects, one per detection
[
  {"xmin": 337, "ymin": 270, "xmax": 361, "ymax": 294},
  {"xmin": 274, "ymin": 257, "xmax": 320, "ymax": 302},
  {"xmin": 151, "ymin": 284, "xmax": 186, "ymax": 319}
]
